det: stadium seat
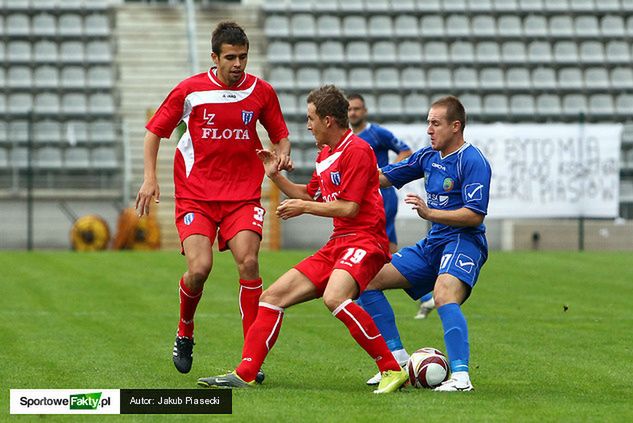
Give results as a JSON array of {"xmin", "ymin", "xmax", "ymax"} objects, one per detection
[
  {"xmin": 36, "ymin": 147, "xmax": 63, "ymax": 168},
  {"xmin": 6, "ymin": 13, "xmax": 30, "ymax": 36},
  {"xmin": 34, "ymin": 120, "xmax": 62, "ymax": 144},
  {"xmin": 64, "ymin": 147, "xmax": 91, "ymax": 168},
  {"xmin": 420, "ymin": 15, "xmax": 445, "ymax": 37},
  {"xmin": 342, "ymin": 15, "xmax": 368, "ymax": 39},
  {"xmin": 346, "ymin": 41, "xmax": 371, "ymax": 64},
  {"xmin": 296, "ymin": 68, "xmax": 320, "ymax": 90},
  {"xmin": 91, "ymin": 147, "xmax": 118, "ymax": 169},
  {"xmin": 501, "ymin": 41, "xmax": 527, "ymax": 64},
  {"xmin": 66, "ymin": 120, "xmax": 89, "ymax": 144},
  {"xmin": 588, "ymin": 94, "xmax": 614, "ymax": 116},
  {"xmin": 476, "ymin": 41, "xmax": 500, "ymax": 64},
  {"xmin": 32, "ymin": 13, "xmax": 56, "ymax": 36},
  {"xmin": 519, "ymin": 0, "xmax": 544, "ymax": 12},
  {"xmin": 543, "ymin": 0, "xmax": 569, "ymax": 12},
  {"xmin": 8, "ymin": 66, "xmax": 32, "ymax": 89},
  {"xmin": 403, "ymin": 93, "xmax": 429, "ymax": 116},
  {"xmin": 8, "ymin": 41, "xmax": 31, "ymax": 62},
  {"xmin": 523, "ymin": 15, "xmax": 548, "ymax": 37},
  {"xmin": 611, "ymin": 67, "xmax": 633, "ymax": 89},
  {"xmin": 58, "ymin": 13, "xmax": 83, "ymax": 37},
  {"xmin": 569, "ymin": 0, "xmax": 595, "ymax": 12},
  {"xmin": 401, "ymin": 67, "xmax": 426, "ymax": 90},
  {"xmin": 472, "ymin": 15, "xmax": 496, "ymax": 37},
  {"xmin": 290, "ymin": 14, "xmax": 316, "ymax": 38},
  {"xmin": 453, "ymin": 67, "xmax": 478, "ymax": 90},
  {"xmin": 34, "ymin": 93, "xmax": 61, "ymax": 114},
  {"xmin": 497, "ymin": 15, "xmax": 522, "ymax": 37},
  {"xmin": 87, "ymin": 66, "xmax": 114, "ymax": 89},
  {"xmin": 0, "ymin": 148, "xmax": 8, "ymax": 168},
  {"xmin": 338, "ymin": 0, "xmax": 364, "ymax": 13},
  {"xmin": 0, "ymin": 122, "xmax": 7, "ymax": 145},
  {"xmin": 600, "ymin": 15, "xmax": 625, "ymax": 37},
  {"xmin": 377, "ymin": 94, "xmax": 403, "ymax": 116},
  {"xmin": 264, "ymin": 15, "xmax": 290, "ymax": 39},
  {"xmin": 89, "ymin": 93, "xmax": 115, "ymax": 115},
  {"xmin": 510, "ymin": 94, "xmax": 536, "ymax": 117},
  {"xmin": 85, "ymin": 41, "xmax": 112, "ymax": 62},
  {"xmin": 460, "ymin": 94, "xmax": 483, "ymax": 116},
  {"xmin": 368, "ymin": 15, "xmax": 393, "ymax": 38},
  {"xmin": 394, "ymin": 15, "xmax": 419, "ymax": 38},
  {"xmin": 562, "ymin": 94, "xmax": 588, "ymax": 117},
  {"xmin": 616, "ymin": 94, "xmax": 633, "ymax": 116},
  {"xmin": 61, "ymin": 66, "xmax": 86, "ymax": 89},
  {"xmin": 447, "ymin": 0, "xmax": 468, "ymax": 12},
  {"xmin": 506, "ymin": 67, "xmax": 531, "ymax": 90},
  {"xmin": 8, "ymin": 120, "xmax": 28, "ymax": 144},
  {"xmin": 34, "ymin": 40, "xmax": 57, "ymax": 62},
  {"xmin": 493, "ymin": 0, "xmax": 519, "ymax": 11},
  {"xmin": 314, "ymin": 0, "xmax": 338, "ymax": 12},
  {"xmin": 527, "ymin": 41, "xmax": 552, "ymax": 63},
  {"xmin": 294, "ymin": 42, "xmax": 319, "ymax": 63},
  {"xmin": 268, "ymin": 67, "xmax": 295, "ymax": 91},
  {"xmin": 372, "ymin": 41, "xmax": 397, "ymax": 64},
  {"xmin": 34, "ymin": 66, "xmax": 59, "ymax": 89},
  {"xmin": 319, "ymin": 41, "xmax": 344, "ymax": 64},
  {"xmin": 8, "ymin": 93, "xmax": 32, "ymax": 114},
  {"xmin": 450, "ymin": 41, "xmax": 475, "ymax": 64},
  {"xmin": 584, "ymin": 67, "xmax": 610, "ymax": 90},
  {"xmin": 549, "ymin": 15, "xmax": 574, "ymax": 37},
  {"xmin": 60, "ymin": 41, "xmax": 84, "ymax": 63},
  {"xmin": 428, "ymin": 68, "xmax": 453, "ymax": 90},
  {"xmin": 627, "ymin": 16, "xmax": 633, "ymax": 37},
  {"xmin": 374, "ymin": 67, "xmax": 400, "ymax": 90},
  {"xmin": 483, "ymin": 95, "xmax": 509, "ymax": 118},
  {"xmin": 316, "ymin": 16, "xmax": 341, "ymax": 38},
  {"xmin": 321, "ymin": 67, "xmax": 348, "ymax": 88},
  {"xmin": 553, "ymin": 41, "xmax": 579, "ymax": 64},
  {"xmin": 425, "ymin": 41, "xmax": 449, "ymax": 64},
  {"xmin": 84, "ymin": 13, "xmax": 110, "ymax": 36},
  {"xmin": 606, "ymin": 41, "xmax": 631, "ymax": 64},
  {"xmin": 532, "ymin": 67, "xmax": 557, "ymax": 90},
  {"xmin": 536, "ymin": 94, "xmax": 562, "ymax": 115},
  {"xmin": 262, "ymin": 0, "xmax": 288, "ymax": 13},
  {"xmin": 575, "ymin": 16, "xmax": 600, "ymax": 37},
  {"xmin": 398, "ymin": 41, "xmax": 423, "ymax": 63},
  {"xmin": 417, "ymin": 0, "xmax": 442, "ymax": 12},
  {"xmin": 90, "ymin": 120, "xmax": 116, "ymax": 143},
  {"xmin": 348, "ymin": 68, "xmax": 373, "ymax": 90},
  {"xmin": 11, "ymin": 147, "xmax": 28, "ymax": 168},
  {"xmin": 479, "ymin": 68, "xmax": 505, "ymax": 90},
  {"xmin": 391, "ymin": 0, "xmax": 416, "ymax": 13},
  {"xmin": 468, "ymin": 0, "xmax": 494, "ymax": 12},
  {"xmin": 267, "ymin": 42, "xmax": 292, "ymax": 64},
  {"xmin": 579, "ymin": 41, "xmax": 605, "ymax": 64},
  {"xmin": 558, "ymin": 67, "xmax": 584, "ymax": 90},
  {"xmin": 365, "ymin": 0, "xmax": 391, "ymax": 13},
  {"xmin": 62, "ymin": 93, "xmax": 87, "ymax": 115},
  {"xmin": 278, "ymin": 93, "xmax": 298, "ymax": 115},
  {"xmin": 595, "ymin": 0, "xmax": 622, "ymax": 11},
  {"xmin": 445, "ymin": 15, "xmax": 471, "ymax": 38}
]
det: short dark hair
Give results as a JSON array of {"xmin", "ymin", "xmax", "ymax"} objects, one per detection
[
  {"xmin": 346, "ymin": 93, "xmax": 365, "ymax": 105},
  {"xmin": 211, "ymin": 21, "xmax": 249, "ymax": 56},
  {"xmin": 431, "ymin": 95, "xmax": 466, "ymax": 133},
  {"xmin": 307, "ymin": 85, "xmax": 349, "ymax": 128}
]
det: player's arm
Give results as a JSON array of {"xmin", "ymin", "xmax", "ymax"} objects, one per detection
[
  {"xmin": 404, "ymin": 194, "xmax": 484, "ymax": 227},
  {"xmin": 378, "ymin": 169, "xmax": 393, "ymax": 188},
  {"xmin": 272, "ymin": 137, "xmax": 293, "ymax": 171},
  {"xmin": 135, "ymin": 130, "xmax": 161, "ymax": 216},
  {"xmin": 257, "ymin": 149, "xmax": 310, "ymax": 200},
  {"xmin": 395, "ymin": 150, "xmax": 412, "ymax": 162},
  {"xmin": 276, "ymin": 198, "xmax": 359, "ymax": 220}
]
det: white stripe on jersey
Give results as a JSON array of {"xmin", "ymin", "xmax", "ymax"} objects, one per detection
[
  {"xmin": 182, "ymin": 79, "xmax": 258, "ymax": 119},
  {"xmin": 314, "ymin": 132, "xmax": 354, "ymax": 175},
  {"xmin": 177, "ymin": 115, "xmax": 195, "ymax": 177}
]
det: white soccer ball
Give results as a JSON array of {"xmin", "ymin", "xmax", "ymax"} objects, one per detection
[{"xmin": 407, "ymin": 347, "xmax": 450, "ymax": 388}]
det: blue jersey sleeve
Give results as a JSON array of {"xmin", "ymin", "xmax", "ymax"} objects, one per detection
[
  {"xmin": 460, "ymin": 148, "xmax": 492, "ymax": 215},
  {"xmin": 374, "ymin": 125, "xmax": 411, "ymax": 154},
  {"xmin": 381, "ymin": 147, "xmax": 428, "ymax": 189}
]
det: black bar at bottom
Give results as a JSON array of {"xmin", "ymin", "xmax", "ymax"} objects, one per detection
[{"xmin": 120, "ymin": 389, "xmax": 231, "ymax": 414}]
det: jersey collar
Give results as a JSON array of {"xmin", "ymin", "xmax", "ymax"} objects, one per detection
[
  {"xmin": 331, "ymin": 129, "xmax": 354, "ymax": 152},
  {"xmin": 207, "ymin": 66, "xmax": 248, "ymax": 89},
  {"xmin": 440, "ymin": 142, "xmax": 469, "ymax": 160}
]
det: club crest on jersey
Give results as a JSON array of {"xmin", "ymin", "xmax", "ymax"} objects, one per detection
[
  {"xmin": 330, "ymin": 171, "xmax": 341, "ymax": 186},
  {"xmin": 242, "ymin": 110, "xmax": 254, "ymax": 125},
  {"xmin": 443, "ymin": 177, "xmax": 454, "ymax": 191},
  {"xmin": 184, "ymin": 213, "xmax": 195, "ymax": 225}
]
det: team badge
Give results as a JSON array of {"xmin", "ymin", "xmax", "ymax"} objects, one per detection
[
  {"xmin": 465, "ymin": 183, "xmax": 484, "ymax": 202},
  {"xmin": 184, "ymin": 212, "xmax": 195, "ymax": 225},
  {"xmin": 242, "ymin": 110, "xmax": 254, "ymax": 125},
  {"xmin": 330, "ymin": 171, "xmax": 341, "ymax": 186},
  {"xmin": 443, "ymin": 177, "xmax": 454, "ymax": 191}
]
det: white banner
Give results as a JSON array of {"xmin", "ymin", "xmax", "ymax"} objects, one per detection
[
  {"xmin": 387, "ymin": 123, "xmax": 623, "ymax": 219},
  {"xmin": 10, "ymin": 389, "xmax": 120, "ymax": 414}
]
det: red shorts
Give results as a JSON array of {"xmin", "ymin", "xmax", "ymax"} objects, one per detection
[
  {"xmin": 294, "ymin": 233, "xmax": 390, "ymax": 297},
  {"xmin": 175, "ymin": 198, "xmax": 265, "ymax": 252}
]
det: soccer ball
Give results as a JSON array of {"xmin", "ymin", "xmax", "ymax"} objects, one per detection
[{"xmin": 407, "ymin": 348, "xmax": 450, "ymax": 388}]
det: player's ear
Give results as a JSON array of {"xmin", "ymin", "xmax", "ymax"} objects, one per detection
[{"xmin": 211, "ymin": 52, "xmax": 219, "ymax": 65}]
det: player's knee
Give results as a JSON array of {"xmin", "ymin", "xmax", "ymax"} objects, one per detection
[
  {"xmin": 322, "ymin": 294, "xmax": 345, "ymax": 312},
  {"xmin": 188, "ymin": 264, "xmax": 211, "ymax": 288},
  {"xmin": 259, "ymin": 289, "xmax": 283, "ymax": 308},
  {"xmin": 237, "ymin": 255, "xmax": 259, "ymax": 278}
]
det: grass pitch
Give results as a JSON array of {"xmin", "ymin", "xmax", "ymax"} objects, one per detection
[{"xmin": 1, "ymin": 250, "xmax": 632, "ymax": 422}]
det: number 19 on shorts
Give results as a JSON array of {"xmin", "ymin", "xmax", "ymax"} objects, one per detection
[{"xmin": 340, "ymin": 248, "xmax": 367, "ymax": 266}]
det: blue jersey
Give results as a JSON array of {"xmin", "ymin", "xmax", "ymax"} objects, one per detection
[
  {"xmin": 357, "ymin": 123, "xmax": 411, "ymax": 168},
  {"xmin": 381, "ymin": 143, "xmax": 491, "ymax": 244}
]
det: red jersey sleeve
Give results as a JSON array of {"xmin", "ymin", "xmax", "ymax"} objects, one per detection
[
  {"xmin": 306, "ymin": 170, "xmax": 322, "ymax": 201},
  {"xmin": 258, "ymin": 81, "xmax": 289, "ymax": 144},
  {"xmin": 146, "ymin": 83, "xmax": 187, "ymax": 139},
  {"xmin": 337, "ymin": 145, "xmax": 378, "ymax": 205}
]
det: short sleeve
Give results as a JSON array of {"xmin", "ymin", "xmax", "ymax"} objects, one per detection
[
  {"xmin": 381, "ymin": 148, "xmax": 427, "ymax": 189},
  {"xmin": 258, "ymin": 82, "xmax": 289, "ymax": 144},
  {"xmin": 337, "ymin": 146, "xmax": 378, "ymax": 204},
  {"xmin": 146, "ymin": 84, "xmax": 187, "ymax": 139},
  {"xmin": 460, "ymin": 151, "xmax": 492, "ymax": 215}
]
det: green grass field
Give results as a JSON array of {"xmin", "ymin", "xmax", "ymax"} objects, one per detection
[{"xmin": 1, "ymin": 250, "xmax": 632, "ymax": 422}]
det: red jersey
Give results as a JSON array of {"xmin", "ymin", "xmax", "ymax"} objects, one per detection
[
  {"xmin": 306, "ymin": 130, "xmax": 389, "ymax": 253},
  {"xmin": 146, "ymin": 68, "xmax": 289, "ymax": 202}
]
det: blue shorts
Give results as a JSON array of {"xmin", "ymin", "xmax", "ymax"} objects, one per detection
[
  {"xmin": 381, "ymin": 187, "xmax": 398, "ymax": 245},
  {"xmin": 391, "ymin": 234, "xmax": 488, "ymax": 301}
]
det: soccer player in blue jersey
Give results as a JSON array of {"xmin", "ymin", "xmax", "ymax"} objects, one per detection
[
  {"xmin": 365, "ymin": 95, "xmax": 492, "ymax": 392},
  {"xmin": 348, "ymin": 93, "xmax": 413, "ymax": 385}
]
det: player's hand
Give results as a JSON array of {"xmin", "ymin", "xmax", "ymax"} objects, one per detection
[
  {"xmin": 276, "ymin": 199, "xmax": 305, "ymax": 220},
  {"xmin": 404, "ymin": 193, "xmax": 430, "ymax": 220},
  {"xmin": 135, "ymin": 178, "xmax": 160, "ymax": 217},
  {"xmin": 277, "ymin": 153, "xmax": 294, "ymax": 172},
  {"xmin": 256, "ymin": 149, "xmax": 281, "ymax": 178}
]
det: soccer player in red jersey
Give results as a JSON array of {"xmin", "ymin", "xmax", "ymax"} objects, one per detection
[
  {"xmin": 197, "ymin": 85, "xmax": 408, "ymax": 394},
  {"xmin": 135, "ymin": 21, "xmax": 292, "ymax": 378}
]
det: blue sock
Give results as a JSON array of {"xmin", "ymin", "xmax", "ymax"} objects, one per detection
[
  {"xmin": 420, "ymin": 292, "xmax": 433, "ymax": 302},
  {"xmin": 356, "ymin": 290, "xmax": 404, "ymax": 352},
  {"xmin": 437, "ymin": 303, "xmax": 469, "ymax": 373}
]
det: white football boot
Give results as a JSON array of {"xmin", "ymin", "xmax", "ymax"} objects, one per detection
[
  {"xmin": 414, "ymin": 297, "xmax": 436, "ymax": 320},
  {"xmin": 434, "ymin": 377, "xmax": 474, "ymax": 392}
]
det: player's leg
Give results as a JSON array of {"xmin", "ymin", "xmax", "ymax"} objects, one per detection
[
  {"xmin": 381, "ymin": 187, "xmax": 399, "ymax": 254},
  {"xmin": 198, "ymin": 269, "xmax": 318, "ymax": 388}
]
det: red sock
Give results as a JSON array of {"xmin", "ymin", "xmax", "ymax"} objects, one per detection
[
  {"xmin": 333, "ymin": 299, "xmax": 400, "ymax": 372},
  {"xmin": 236, "ymin": 303, "xmax": 284, "ymax": 382},
  {"xmin": 178, "ymin": 277, "xmax": 203, "ymax": 338},
  {"xmin": 239, "ymin": 278, "xmax": 263, "ymax": 339}
]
